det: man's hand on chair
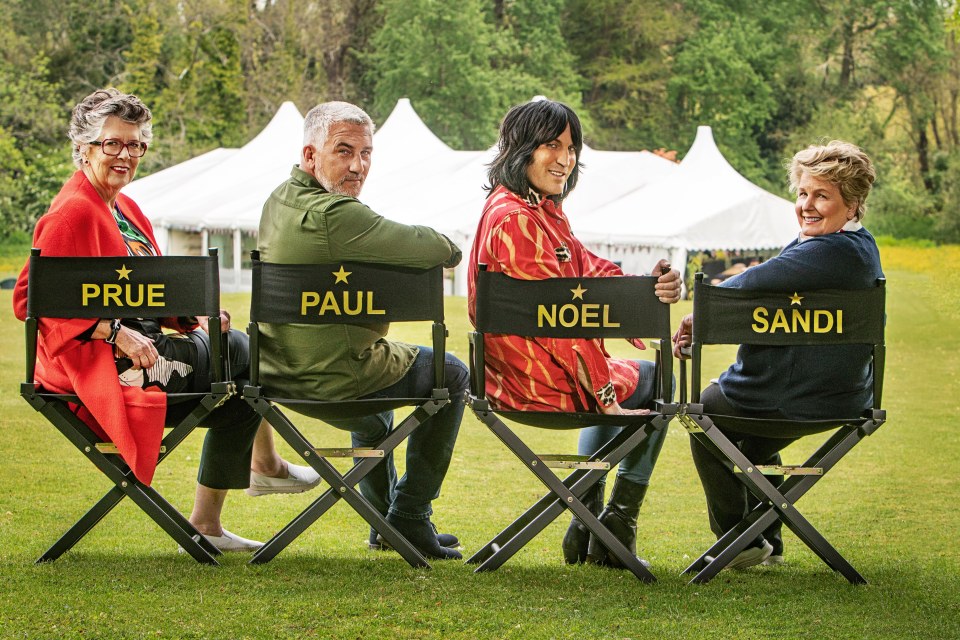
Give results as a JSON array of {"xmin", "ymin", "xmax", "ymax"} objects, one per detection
[{"xmin": 672, "ymin": 313, "xmax": 693, "ymax": 359}]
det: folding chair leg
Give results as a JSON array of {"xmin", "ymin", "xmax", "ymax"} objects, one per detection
[
  {"xmin": 37, "ymin": 477, "xmax": 221, "ymax": 564},
  {"xmin": 37, "ymin": 485, "xmax": 126, "ymax": 563},
  {"xmin": 34, "ymin": 397, "xmax": 219, "ymax": 563},
  {"xmin": 465, "ymin": 467, "xmax": 599, "ymax": 566},
  {"xmin": 467, "ymin": 422, "xmax": 639, "ymax": 567},
  {"xmin": 469, "ymin": 410, "xmax": 665, "ymax": 582},
  {"xmin": 119, "ymin": 482, "xmax": 219, "ymax": 565},
  {"xmin": 683, "ymin": 419, "xmax": 870, "ymax": 584},
  {"xmin": 247, "ymin": 400, "xmax": 445, "ymax": 568}
]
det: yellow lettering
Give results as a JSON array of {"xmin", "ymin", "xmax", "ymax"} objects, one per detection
[
  {"xmin": 559, "ymin": 304, "xmax": 578, "ymax": 328},
  {"xmin": 537, "ymin": 304, "xmax": 556, "ymax": 328},
  {"xmin": 365, "ymin": 291, "xmax": 385, "ymax": 315},
  {"xmin": 146, "ymin": 284, "xmax": 164, "ymax": 307},
  {"xmin": 319, "ymin": 291, "xmax": 342, "ymax": 315},
  {"xmin": 814, "ymin": 310, "xmax": 833, "ymax": 333},
  {"xmin": 301, "ymin": 292, "xmax": 320, "ymax": 315},
  {"xmin": 581, "ymin": 304, "xmax": 600, "ymax": 328},
  {"xmin": 601, "ymin": 304, "xmax": 620, "ymax": 328},
  {"xmin": 81, "ymin": 284, "xmax": 100, "ymax": 306},
  {"xmin": 343, "ymin": 291, "xmax": 362, "ymax": 315},
  {"xmin": 792, "ymin": 309, "xmax": 810, "ymax": 333},
  {"xmin": 125, "ymin": 284, "xmax": 144, "ymax": 307},
  {"xmin": 837, "ymin": 309, "xmax": 843, "ymax": 333},
  {"xmin": 103, "ymin": 284, "xmax": 122, "ymax": 306},
  {"xmin": 752, "ymin": 307, "xmax": 769, "ymax": 332},
  {"xmin": 770, "ymin": 308, "xmax": 790, "ymax": 333}
]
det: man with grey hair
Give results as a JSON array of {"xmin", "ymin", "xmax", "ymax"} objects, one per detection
[{"xmin": 257, "ymin": 101, "xmax": 467, "ymax": 560}]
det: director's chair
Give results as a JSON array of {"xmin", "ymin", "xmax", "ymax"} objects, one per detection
[
  {"xmin": 466, "ymin": 267, "xmax": 677, "ymax": 582},
  {"xmin": 678, "ymin": 273, "xmax": 887, "ymax": 584},
  {"xmin": 21, "ymin": 248, "xmax": 232, "ymax": 565},
  {"xmin": 242, "ymin": 252, "xmax": 450, "ymax": 568}
]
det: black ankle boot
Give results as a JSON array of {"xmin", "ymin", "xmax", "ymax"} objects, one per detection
[
  {"xmin": 586, "ymin": 476, "xmax": 649, "ymax": 569},
  {"xmin": 561, "ymin": 480, "xmax": 605, "ymax": 564},
  {"xmin": 386, "ymin": 513, "xmax": 462, "ymax": 560}
]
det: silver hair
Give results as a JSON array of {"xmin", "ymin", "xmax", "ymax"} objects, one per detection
[
  {"xmin": 69, "ymin": 88, "xmax": 153, "ymax": 169},
  {"xmin": 302, "ymin": 101, "xmax": 375, "ymax": 148}
]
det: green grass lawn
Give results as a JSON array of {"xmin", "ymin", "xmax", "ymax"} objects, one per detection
[{"xmin": 1, "ymin": 246, "xmax": 958, "ymax": 639}]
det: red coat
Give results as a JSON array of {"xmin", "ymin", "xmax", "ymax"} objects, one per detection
[
  {"xmin": 13, "ymin": 171, "xmax": 167, "ymax": 485},
  {"xmin": 468, "ymin": 186, "xmax": 641, "ymax": 413}
]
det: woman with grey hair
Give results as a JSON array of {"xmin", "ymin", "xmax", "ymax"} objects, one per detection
[
  {"xmin": 672, "ymin": 139, "xmax": 884, "ymax": 569},
  {"xmin": 13, "ymin": 88, "xmax": 320, "ymax": 554}
]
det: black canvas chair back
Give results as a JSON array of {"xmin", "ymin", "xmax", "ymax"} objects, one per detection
[
  {"xmin": 243, "ymin": 251, "xmax": 450, "ymax": 567},
  {"xmin": 678, "ymin": 272, "xmax": 886, "ymax": 584},
  {"xmin": 466, "ymin": 266, "xmax": 677, "ymax": 582},
  {"xmin": 21, "ymin": 248, "xmax": 231, "ymax": 565}
]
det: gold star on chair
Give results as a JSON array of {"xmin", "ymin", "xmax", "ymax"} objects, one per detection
[
  {"xmin": 21, "ymin": 249, "xmax": 233, "ymax": 566},
  {"xmin": 465, "ymin": 266, "xmax": 677, "ymax": 583},
  {"xmin": 332, "ymin": 266, "xmax": 351, "ymax": 284},
  {"xmin": 677, "ymin": 272, "xmax": 888, "ymax": 585},
  {"xmin": 242, "ymin": 252, "xmax": 450, "ymax": 568}
]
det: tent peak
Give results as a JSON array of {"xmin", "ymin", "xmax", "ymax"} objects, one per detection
[
  {"xmin": 678, "ymin": 125, "xmax": 750, "ymax": 185},
  {"xmin": 374, "ymin": 97, "xmax": 452, "ymax": 158}
]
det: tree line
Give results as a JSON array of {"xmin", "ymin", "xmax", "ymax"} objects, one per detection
[{"xmin": 2, "ymin": 0, "xmax": 958, "ymax": 242}]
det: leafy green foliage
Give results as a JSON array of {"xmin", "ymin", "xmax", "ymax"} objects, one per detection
[
  {"xmin": 1, "ymin": 0, "xmax": 959, "ymax": 240},
  {"xmin": 564, "ymin": 0, "xmax": 692, "ymax": 150},
  {"xmin": 367, "ymin": 0, "xmax": 505, "ymax": 148}
]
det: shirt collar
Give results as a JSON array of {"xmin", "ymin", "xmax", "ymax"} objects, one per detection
[
  {"xmin": 523, "ymin": 187, "xmax": 543, "ymax": 208},
  {"xmin": 797, "ymin": 218, "xmax": 862, "ymax": 243},
  {"xmin": 523, "ymin": 187, "xmax": 563, "ymax": 217},
  {"xmin": 290, "ymin": 165, "xmax": 324, "ymax": 191}
]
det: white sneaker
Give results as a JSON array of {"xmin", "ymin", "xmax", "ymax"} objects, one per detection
[
  {"xmin": 762, "ymin": 554, "xmax": 785, "ymax": 566},
  {"xmin": 246, "ymin": 463, "xmax": 321, "ymax": 497},
  {"xmin": 178, "ymin": 528, "xmax": 263, "ymax": 554},
  {"xmin": 727, "ymin": 540, "xmax": 774, "ymax": 570}
]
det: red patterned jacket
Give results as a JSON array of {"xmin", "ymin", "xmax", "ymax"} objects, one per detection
[{"xmin": 468, "ymin": 186, "xmax": 641, "ymax": 412}]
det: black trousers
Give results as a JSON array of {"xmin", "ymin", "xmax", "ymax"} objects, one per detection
[
  {"xmin": 159, "ymin": 329, "xmax": 260, "ymax": 490},
  {"xmin": 689, "ymin": 384, "xmax": 836, "ymax": 550}
]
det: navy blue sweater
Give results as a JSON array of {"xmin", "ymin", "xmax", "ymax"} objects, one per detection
[{"xmin": 717, "ymin": 227, "xmax": 884, "ymax": 420}]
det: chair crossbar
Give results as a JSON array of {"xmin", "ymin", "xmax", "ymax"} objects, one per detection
[
  {"xmin": 246, "ymin": 393, "xmax": 447, "ymax": 567},
  {"xmin": 96, "ymin": 443, "xmax": 168, "ymax": 455},
  {"xmin": 312, "ymin": 447, "xmax": 384, "ymax": 458},
  {"xmin": 737, "ymin": 464, "xmax": 822, "ymax": 476},
  {"xmin": 536, "ymin": 454, "xmax": 610, "ymax": 470},
  {"xmin": 22, "ymin": 250, "xmax": 232, "ymax": 565}
]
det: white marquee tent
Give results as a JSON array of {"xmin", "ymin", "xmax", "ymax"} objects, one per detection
[
  {"xmin": 575, "ymin": 126, "xmax": 798, "ymax": 282},
  {"xmin": 125, "ymin": 99, "xmax": 795, "ymax": 294},
  {"xmin": 124, "ymin": 101, "xmax": 304, "ymax": 288}
]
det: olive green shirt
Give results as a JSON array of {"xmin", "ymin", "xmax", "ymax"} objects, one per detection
[{"xmin": 257, "ymin": 166, "xmax": 458, "ymax": 399}]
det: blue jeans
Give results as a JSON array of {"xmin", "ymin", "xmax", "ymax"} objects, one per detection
[
  {"xmin": 325, "ymin": 347, "xmax": 468, "ymax": 520},
  {"xmin": 576, "ymin": 360, "xmax": 669, "ymax": 486}
]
